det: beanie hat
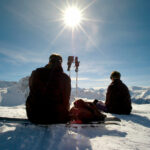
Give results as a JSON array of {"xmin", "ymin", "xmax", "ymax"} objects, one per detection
[
  {"xmin": 110, "ymin": 71, "xmax": 121, "ymax": 79},
  {"xmin": 49, "ymin": 53, "xmax": 62, "ymax": 64}
]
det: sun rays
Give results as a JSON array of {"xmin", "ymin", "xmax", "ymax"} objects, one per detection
[{"xmin": 49, "ymin": 0, "xmax": 100, "ymax": 48}]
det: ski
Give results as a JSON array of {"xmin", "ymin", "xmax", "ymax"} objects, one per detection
[
  {"xmin": 0, "ymin": 117, "xmax": 31, "ymax": 125},
  {"xmin": 0, "ymin": 116, "xmax": 121, "ymax": 126}
]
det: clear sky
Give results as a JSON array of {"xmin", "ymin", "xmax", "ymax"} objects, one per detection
[{"xmin": 0, "ymin": 0, "xmax": 150, "ymax": 89}]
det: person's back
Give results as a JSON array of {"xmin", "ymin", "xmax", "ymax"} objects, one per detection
[
  {"xmin": 105, "ymin": 71, "xmax": 132, "ymax": 114},
  {"xmin": 26, "ymin": 54, "xmax": 71, "ymax": 124}
]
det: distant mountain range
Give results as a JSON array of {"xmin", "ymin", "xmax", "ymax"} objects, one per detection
[
  {"xmin": 0, "ymin": 80, "xmax": 17, "ymax": 88},
  {"xmin": 0, "ymin": 77, "xmax": 150, "ymax": 106}
]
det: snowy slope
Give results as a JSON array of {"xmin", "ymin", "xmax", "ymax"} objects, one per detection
[
  {"xmin": 0, "ymin": 103, "xmax": 150, "ymax": 150},
  {"xmin": 0, "ymin": 78, "xmax": 150, "ymax": 149}
]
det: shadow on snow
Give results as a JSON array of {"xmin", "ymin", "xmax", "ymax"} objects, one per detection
[
  {"xmin": 0, "ymin": 123, "xmax": 127, "ymax": 150},
  {"xmin": 113, "ymin": 113, "xmax": 150, "ymax": 128}
]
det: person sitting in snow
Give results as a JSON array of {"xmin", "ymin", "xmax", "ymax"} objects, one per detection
[
  {"xmin": 94, "ymin": 71, "xmax": 132, "ymax": 114},
  {"xmin": 26, "ymin": 53, "xmax": 71, "ymax": 124}
]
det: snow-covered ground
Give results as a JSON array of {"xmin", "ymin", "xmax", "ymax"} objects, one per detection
[{"xmin": 0, "ymin": 77, "xmax": 150, "ymax": 150}]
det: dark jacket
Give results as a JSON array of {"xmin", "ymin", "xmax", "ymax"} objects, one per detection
[
  {"xmin": 105, "ymin": 79, "xmax": 132, "ymax": 114},
  {"xmin": 26, "ymin": 64, "xmax": 71, "ymax": 124}
]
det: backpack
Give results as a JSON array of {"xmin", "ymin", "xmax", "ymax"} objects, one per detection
[{"xmin": 69, "ymin": 99, "xmax": 106, "ymax": 123}]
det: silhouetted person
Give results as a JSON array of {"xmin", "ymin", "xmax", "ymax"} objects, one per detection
[
  {"xmin": 26, "ymin": 54, "xmax": 71, "ymax": 124},
  {"xmin": 94, "ymin": 71, "xmax": 132, "ymax": 114}
]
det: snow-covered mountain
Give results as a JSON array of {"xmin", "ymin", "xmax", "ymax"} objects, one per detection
[
  {"xmin": 0, "ymin": 80, "xmax": 17, "ymax": 88},
  {"xmin": 71, "ymin": 88, "xmax": 106, "ymax": 101},
  {"xmin": 0, "ymin": 77, "xmax": 150, "ymax": 106}
]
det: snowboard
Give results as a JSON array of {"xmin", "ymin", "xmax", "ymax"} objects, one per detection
[{"xmin": 0, "ymin": 116, "xmax": 121, "ymax": 126}]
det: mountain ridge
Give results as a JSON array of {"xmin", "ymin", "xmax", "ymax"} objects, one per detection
[{"xmin": 0, "ymin": 77, "xmax": 150, "ymax": 106}]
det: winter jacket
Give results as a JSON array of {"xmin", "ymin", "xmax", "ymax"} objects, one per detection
[
  {"xmin": 105, "ymin": 79, "xmax": 132, "ymax": 114},
  {"xmin": 26, "ymin": 65, "xmax": 71, "ymax": 124}
]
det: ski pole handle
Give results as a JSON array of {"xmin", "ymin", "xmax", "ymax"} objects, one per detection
[{"xmin": 67, "ymin": 56, "xmax": 74, "ymax": 71}]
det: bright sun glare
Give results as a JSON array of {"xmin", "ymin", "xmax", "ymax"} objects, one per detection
[
  {"xmin": 64, "ymin": 7, "xmax": 82, "ymax": 28},
  {"xmin": 50, "ymin": 1, "xmax": 98, "ymax": 45}
]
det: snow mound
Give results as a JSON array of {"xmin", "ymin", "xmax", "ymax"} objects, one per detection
[{"xmin": 0, "ymin": 77, "xmax": 29, "ymax": 106}]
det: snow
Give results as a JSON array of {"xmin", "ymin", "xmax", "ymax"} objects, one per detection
[
  {"xmin": 0, "ymin": 77, "xmax": 150, "ymax": 150},
  {"xmin": 0, "ymin": 77, "xmax": 29, "ymax": 106}
]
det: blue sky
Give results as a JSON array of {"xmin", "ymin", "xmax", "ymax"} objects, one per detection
[{"xmin": 0, "ymin": 0, "xmax": 150, "ymax": 88}]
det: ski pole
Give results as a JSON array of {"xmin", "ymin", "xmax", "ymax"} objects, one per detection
[
  {"xmin": 76, "ymin": 71, "xmax": 78, "ymax": 97},
  {"xmin": 75, "ymin": 57, "xmax": 80, "ymax": 98}
]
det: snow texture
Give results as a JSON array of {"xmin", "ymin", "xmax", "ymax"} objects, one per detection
[{"xmin": 0, "ymin": 78, "xmax": 150, "ymax": 150}]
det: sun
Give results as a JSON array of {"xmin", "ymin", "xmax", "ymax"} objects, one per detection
[
  {"xmin": 63, "ymin": 7, "xmax": 82, "ymax": 28},
  {"xmin": 50, "ymin": 0, "xmax": 98, "ymax": 45}
]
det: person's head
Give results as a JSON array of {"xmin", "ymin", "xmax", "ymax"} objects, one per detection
[
  {"xmin": 49, "ymin": 53, "xmax": 62, "ymax": 64},
  {"xmin": 110, "ymin": 71, "xmax": 121, "ymax": 81},
  {"xmin": 47, "ymin": 53, "xmax": 63, "ymax": 72}
]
